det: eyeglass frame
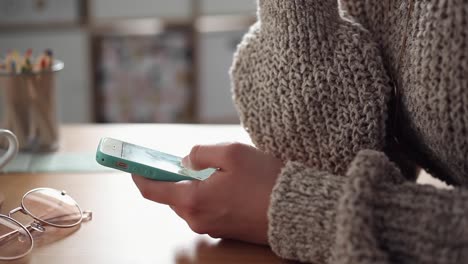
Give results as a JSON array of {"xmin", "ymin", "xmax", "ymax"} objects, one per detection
[{"xmin": 0, "ymin": 187, "xmax": 92, "ymax": 261}]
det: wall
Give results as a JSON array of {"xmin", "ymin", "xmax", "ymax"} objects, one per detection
[{"xmin": 200, "ymin": 0, "xmax": 256, "ymax": 15}]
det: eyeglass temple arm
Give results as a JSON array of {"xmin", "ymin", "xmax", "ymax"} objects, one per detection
[
  {"xmin": 0, "ymin": 220, "xmax": 37, "ymax": 248},
  {"xmin": 0, "ymin": 211, "xmax": 92, "ymax": 243}
]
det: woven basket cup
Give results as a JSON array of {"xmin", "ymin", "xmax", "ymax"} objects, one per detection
[{"xmin": 0, "ymin": 60, "xmax": 63, "ymax": 152}]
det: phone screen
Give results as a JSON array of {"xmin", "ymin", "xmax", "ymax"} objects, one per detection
[{"xmin": 121, "ymin": 142, "xmax": 215, "ymax": 180}]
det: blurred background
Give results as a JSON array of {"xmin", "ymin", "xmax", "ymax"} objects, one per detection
[{"xmin": 0, "ymin": 0, "xmax": 256, "ymax": 124}]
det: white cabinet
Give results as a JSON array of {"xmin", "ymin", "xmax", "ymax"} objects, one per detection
[
  {"xmin": 0, "ymin": 30, "xmax": 91, "ymax": 123},
  {"xmin": 198, "ymin": 30, "xmax": 247, "ymax": 123}
]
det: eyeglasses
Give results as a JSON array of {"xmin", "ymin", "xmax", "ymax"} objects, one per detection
[{"xmin": 0, "ymin": 188, "xmax": 92, "ymax": 261}]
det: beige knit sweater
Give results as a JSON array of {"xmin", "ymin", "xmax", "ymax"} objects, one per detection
[{"xmin": 230, "ymin": 0, "xmax": 468, "ymax": 263}]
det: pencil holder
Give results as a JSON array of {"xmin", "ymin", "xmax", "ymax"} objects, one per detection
[{"xmin": 0, "ymin": 60, "xmax": 63, "ymax": 152}]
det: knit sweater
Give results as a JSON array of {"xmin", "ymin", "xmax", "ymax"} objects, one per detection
[{"xmin": 230, "ymin": 0, "xmax": 468, "ymax": 263}]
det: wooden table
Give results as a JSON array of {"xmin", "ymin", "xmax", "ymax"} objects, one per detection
[{"xmin": 0, "ymin": 125, "xmax": 290, "ymax": 264}]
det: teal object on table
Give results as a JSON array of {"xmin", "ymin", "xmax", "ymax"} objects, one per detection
[{"xmin": 0, "ymin": 152, "xmax": 114, "ymax": 173}]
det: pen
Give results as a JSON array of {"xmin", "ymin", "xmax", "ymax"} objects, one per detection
[
  {"xmin": 21, "ymin": 49, "xmax": 33, "ymax": 73},
  {"xmin": 2, "ymin": 49, "xmax": 56, "ymax": 73},
  {"xmin": 11, "ymin": 50, "xmax": 20, "ymax": 73},
  {"xmin": 10, "ymin": 61, "xmax": 16, "ymax": 74},
  {"xmin": 36, "ymin": 50, "xmax": 51, "ymax": 71},
  {"xmin": 5, "ymin": 50, "xmax": 13, "ymax": 73},
  {"xmin": 45, "ymin": 49, "xmax": 53, "ymax": 69}
]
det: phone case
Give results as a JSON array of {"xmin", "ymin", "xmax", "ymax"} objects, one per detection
[{"xmin": 96, "ymin": 140, "xmax": 200, "ymax": 182}]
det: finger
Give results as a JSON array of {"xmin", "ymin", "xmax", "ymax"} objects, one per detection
[
  {"xmin": 170, "ymin": 205, "xmax": 188, "ymax": 219},
  {"xmin": 132, "ymin": 174, "xmax": 198, "ymax": 206},
  {"xmin": 182, "ymin": 143, "xmax": 250, "ymax": 171}
]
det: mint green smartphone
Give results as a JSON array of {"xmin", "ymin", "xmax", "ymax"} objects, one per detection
[{"xmin": 96, "ymin": 137, "xmax": 216, "ymax": 181}]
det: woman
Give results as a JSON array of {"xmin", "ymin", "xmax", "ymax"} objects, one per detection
[{"xmin": 132, "ymin": 0, "xmax": 468, "ymax": 263}]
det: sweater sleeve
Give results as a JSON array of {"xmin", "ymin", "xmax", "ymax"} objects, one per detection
[
  {"xmin": 268, "ymin": 161, "xmax": 346, "ymax": 263},
  {"xmin": 333, "ymin": 150, "xmax": 468, "ymax": 264},
  {"xmin": 231, "ymin": 0, "xmax": 392, "ymax": 175}
]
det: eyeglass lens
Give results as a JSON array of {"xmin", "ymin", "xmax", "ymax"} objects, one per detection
[
  {"xmin": 0, "ymin": 188, "xmax": 84, "ymax": 260},
  {"xmin": 22, "ymin": 188, "xmax": 83, "ymax": 227},
  {"xmin": 0, "ymin": 215, "xmax": 33, "ymax": 260}
]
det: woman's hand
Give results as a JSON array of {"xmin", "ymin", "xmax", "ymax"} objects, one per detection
[{"xmin": 131, "ymin": 142, "xmax": 284, "ymax": 245}]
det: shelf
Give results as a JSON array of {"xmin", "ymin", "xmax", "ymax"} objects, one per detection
[
  {"xmin": 90, "ymin": 0, "xmax": 192, "ymax": 21},
  {"xmin": 0, "ymin": 22, "xmax": 86, "ymax": 32}
]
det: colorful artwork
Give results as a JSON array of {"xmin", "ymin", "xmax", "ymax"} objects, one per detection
[{"xmin": 96, "ymin": 31, "xmax": 193, "ymax": 123}]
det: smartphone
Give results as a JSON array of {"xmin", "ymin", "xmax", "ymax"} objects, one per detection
[{"xmin": 96, "ymin": 137, "xmax": 216, "ymax": 181}]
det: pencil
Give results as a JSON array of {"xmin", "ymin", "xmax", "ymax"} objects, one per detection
[
  {"xmin": 21, "ymin": 49, "xmax": 33, "ymax": 73},
  {"xmin": 1, "ymin": 48, "xmax": 60, "ymax": 151}
]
